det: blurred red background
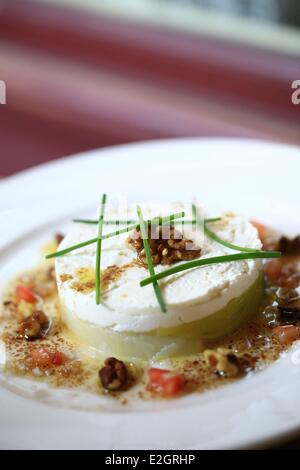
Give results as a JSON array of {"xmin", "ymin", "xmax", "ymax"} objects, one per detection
[{"xmin": 0, "ymin": 0, "xmax": 299, "ymax": 176}]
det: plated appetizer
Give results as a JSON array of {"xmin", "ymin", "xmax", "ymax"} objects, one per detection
[{"xmin": 1, "ymin": 199, "xmax": 300, "ymax": 401}]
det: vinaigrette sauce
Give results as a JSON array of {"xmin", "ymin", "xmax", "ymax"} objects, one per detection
[{"xmin": 1, "ymin": 237, "xmax": 299, "ymax": 403}]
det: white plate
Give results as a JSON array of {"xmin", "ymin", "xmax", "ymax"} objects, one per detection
[{"xmin": 1, "ymin": 137, "xmax": 300, "ymax": 450}]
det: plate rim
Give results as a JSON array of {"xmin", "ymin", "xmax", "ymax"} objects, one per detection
[{"xmin": 3, "ymin": 136, "xmax": 300, "ymax": 186}]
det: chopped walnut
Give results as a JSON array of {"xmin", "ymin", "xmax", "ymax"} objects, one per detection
[
  {"xmin": 278, "ymin": 236, "xmax": 300, "ymax": 255},
  {"xmin": 204, "ymin": 349, "xmax": 240, "ymax": 377},
  {"xmin": 128, "ymin": 223, "xmax": 201, "ymax": 266},
  {"xmin": 18, "ymin": 310, "xmax": 50, "ymax": 341},
  {"xmin": 99, "ymin": 357, "xmax": 127, "ymax": 391},
  {"xmin": 265, "ymin": 235, "xmax": 300, "ymax": 254}
]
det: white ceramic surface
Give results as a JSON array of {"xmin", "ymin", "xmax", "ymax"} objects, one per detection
[{"xmin": 1, "ymin": 138, "xmax": 300, "ymax": 450}]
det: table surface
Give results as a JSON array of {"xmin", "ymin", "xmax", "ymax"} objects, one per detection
[{"xmin": 1, "ymin": 1, "xmax": 300, "ymax": 176}]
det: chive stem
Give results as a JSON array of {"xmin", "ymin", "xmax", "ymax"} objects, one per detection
[
  {"xmin": 46, "ymin": 211, "xmax": 185, "ymax": 259},
  {"xmin": 73, "ymin": 219, "xmax": 136, "ymax": 225},
  {"xmin": 191, "ymin": 203, "xmax": 258, "ymax": 253},
  {"xmin": 140, "ymin": 251, "xmax": 281, "ymax": 287},
  {"xmin": 95, "ymin": 194, "xmax": 107, "ymax": 305},
  {"xmin": 204, "ymin": 222, "xmax": 260, "ymax": 253},
  {"xmin": 72, "ymin": 217, "xmax": 221, "ymax": 225},
  {"xmin": 136, "ymin": 205, "xmax": 166, "ymax": 313}
]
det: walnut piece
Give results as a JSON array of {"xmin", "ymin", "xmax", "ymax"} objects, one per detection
[
  {"xmin": 18, "ymin": 310, "xmax": 50, "ymax": 341},
  {"xmin": 204, "ymin": 348, "xmax": 240, "ymax": 377},
  {"xmin": 99, "ymin": 357, "xmax": 127, "ymax": 391},
  {"xmin": 128, "ymin": 223, "xmax": 201, "ymax": 266}
]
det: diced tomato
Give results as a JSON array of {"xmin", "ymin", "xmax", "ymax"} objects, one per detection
[
  {"xmin": 148, "ymin": 368, "xmax": 184, "ymax": 397},
  {"xmin": 264, "ymin": 260, "xmax": 283, "ymax": 283},
  {"xmin": 160, "ymin": 374, "xmax": 184, "ymax": 397},
  {"xmin": 16, "ymin": 285, "xmax": 36, "ymax": 304},
  {"xmin": 148, "ymin": 367, "xmax": 170, "ymax": 384},
  {"xmin": 51, "ymin": 351, "xmax": 65, "ymax": 366},
  {"xmin": 273, "ymin": 325, "xmax": 300, "ymax": 345},
  {"xmin": 30, "ymin": 348, "xmax": 65, "ymax": 367},
  {"xmin": 251, "ymin": 220, "xmax": 268, "ymax": 243},
  {"xmin": 30, "ymin": 348, "xmax": 52, "ymax": 367}
]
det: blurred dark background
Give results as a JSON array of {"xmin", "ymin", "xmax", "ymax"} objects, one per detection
[{"xmin": 0, "ymin": 0, "xmax": 299, "ymax": 176}]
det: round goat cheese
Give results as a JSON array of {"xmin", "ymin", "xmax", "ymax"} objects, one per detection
[{"xmin": 56, "ymin": 203, "xmax": 262, "ymax": 335}]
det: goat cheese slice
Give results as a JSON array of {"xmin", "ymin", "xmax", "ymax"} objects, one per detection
[{"xmin": 56, "ymin": 203, "xmax": 262, "ymax": 333}]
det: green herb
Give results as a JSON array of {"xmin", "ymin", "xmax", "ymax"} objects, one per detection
[
  {"xmin": 200, "ymin": 217, "xmax": 221, "ymax": 224},
  {"xmin": 95, "ymin": 194, "xmax": 107, "ymax": 305},
  {"xmin": 72, "ymin": 217, "xmax": 221, "ymax": 225},
  {"xmin": 204, "ymin": 222, "xmax": 260, "ymax": 253},
  {"xmin": 204, "ymin": 224, "xmax": 259, "ymax": 252},
  {"xmin": 46, "ymin": 212, "xmax": 185, "ymax": 259},
  {"xmin": 136, "ymin": 205, "xmax": 166, "ymax": 313},
  {"xmin": 140, "ymin": 251, "xmax": 281, "ymax": 287},
  {"xmin": 73, "ymin": 219, "xmax": 136, "ymax": 225},
  {"xmin": 192, "ymin": 203, "xmax": 259, "ymax": 253}
]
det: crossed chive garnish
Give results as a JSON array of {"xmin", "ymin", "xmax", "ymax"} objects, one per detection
[
  {"xmin": 95, "ymin": 194, "xmax": 107, "ymax": 305},
  {"xmin": 136, "ymin": 205, "xmax": 166, "ymax": 313},
  {"xmin": 139, "ymin": 205, "xmax": 280, "ymax": 288},
  {"xmin": 47, "ymin": 201, "xmax": 281, "ymax": 310},
  {"xmin": 139, "ymin": 251, "xmax": 281, "ymax": 287},
  {"xmin": 46, "ymin": 211, "xmax": 185, "ymax": 259}
]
